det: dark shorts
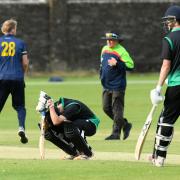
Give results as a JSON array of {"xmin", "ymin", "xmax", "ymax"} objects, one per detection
[{"xmin": 0, "ymin": 80, "xmax": 25, "ymax": 111}]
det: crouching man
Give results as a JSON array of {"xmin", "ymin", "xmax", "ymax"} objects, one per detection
[{"xmin": 36, "ymin": 91, "xmax": 100, "ymax": 160}]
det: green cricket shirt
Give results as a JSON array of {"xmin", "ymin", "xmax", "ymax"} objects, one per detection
[{"xmin": 162, "ymin": 27, "xmax": 180, "ymax": 86}]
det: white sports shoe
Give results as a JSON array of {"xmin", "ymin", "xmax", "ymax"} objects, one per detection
[
  {"xmin": 61, "ymin": 154, "xmax": 76, "ymax": 160},
  {"xmin": 154, "ymin": 156, "xmax": 165, "ymax": 167},
  {"xmin": 73, "ymin": 154, "xmax": 90, "ymax": 160},
  {"xmin": 148, "ymin": 154, "xmax": 165, "ymax": 167}
]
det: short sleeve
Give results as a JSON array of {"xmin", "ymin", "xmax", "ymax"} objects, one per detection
[
  {"xmin": 161, "ymin": 38, "xmax": 172, "ymax": 60},
  {"xmin": 21, "ymin": 41, "xmax": 28, "ymax": 55}
]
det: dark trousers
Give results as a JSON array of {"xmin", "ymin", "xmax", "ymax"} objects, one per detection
[
  {"xmin": 0, "ymin": 80, "xmax": 26, "ymax": 128},
  {"xmin": 102, "ymin": 89, "xmax": 126, "ymax": 137},
  {"xmin": 45, "ymin": 116, "xmax": 96, "ymax": 156},
  {"xmin": 45, "ymin": 128, "xmax": 78, "ymax": 156},
  {"xmin": 153, "ymin": 85, "xmax": 180, "ymax": 158},
  {"xmin": 72, "ymin": 119, "xmax": 96, "ymax": 136}
]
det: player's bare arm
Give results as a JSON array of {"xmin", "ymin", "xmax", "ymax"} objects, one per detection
[
  {"xmin": 157, "ymin": 59, "xmax": 171, "ymax": 86},
  {"xmin": 22, "ymin": 54, "xmax": 29, "ymax": 73},
  {"xmin": 48, "ymin": 99, "xmax": 66, "ymax": 125}
]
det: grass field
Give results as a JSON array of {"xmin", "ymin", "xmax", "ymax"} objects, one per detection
[{"xmin": 0, "ymin": 73, "xmax": 180, "ymax": 180}]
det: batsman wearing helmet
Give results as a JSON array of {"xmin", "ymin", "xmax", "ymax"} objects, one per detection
[
  {"xmin": 36, "ymin": 92, "xmax": 100, "ymax": 160},
  {"xmin": 100, "ymin": 31, "xmax": 134, "ymax": 140},
  {"xmin": 150, "ymin": 5, "xmax": 180, "ymax": 167}
]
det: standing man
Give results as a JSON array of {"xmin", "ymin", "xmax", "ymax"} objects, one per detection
[
  {"xmin": 150, "ymin": 5, "xmax": 180, "ymax": 167},
  {"xmin": 0, "ymin": 19, "xmax": 29, "ymax": 144},
  {"xmin": 100, "ymin": 31, "xmax": 134, "ymax": 140}
]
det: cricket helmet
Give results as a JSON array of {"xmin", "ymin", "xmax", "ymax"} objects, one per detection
[{"xmin": 162, "ymin": 5, "xmax": 180, "ymax": 32}]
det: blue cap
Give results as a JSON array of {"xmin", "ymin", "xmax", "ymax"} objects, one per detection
[{"xmin": 163, "ymin": 5, "xmax": 180, "ymax": 20}]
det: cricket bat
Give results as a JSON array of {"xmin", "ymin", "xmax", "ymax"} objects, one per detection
[
  {"xmin": 135, "ymin": 104, "xmax": 157, "ymax": 160},
  {"xmin": 39, "ymin": 113, "xmax": 46, "ymax": 160}
]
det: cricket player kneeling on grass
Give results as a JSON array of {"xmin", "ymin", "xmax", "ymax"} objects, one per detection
[{"xmin": 36, "ymin": 91, "xmax": 100, "ymax": 160}]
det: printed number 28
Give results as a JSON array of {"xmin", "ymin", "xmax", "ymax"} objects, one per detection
[{"xmin": 1, "ymin": 42, "xmax": 16, "ymax": 56}]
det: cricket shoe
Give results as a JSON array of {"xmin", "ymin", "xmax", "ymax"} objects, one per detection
[
  {"xmin": 148, "ymin": 154, "xmax": 165, "ymax": 167},
  {"xmin": 123, "ymin": 122, "xmax": 132, "ymax": 140},
  {"xmin": 105, "ymin": 134, "xmax": 120, "ymax": 140},
  {"xmin": 154, "ymin": 156, "xmax": 165, "ymax": 167},
  {"xmin": 73, "ymin": 154, "xmax": 90, "ymax": 160},
  {"xmin": 61, "ymin": 154, "xmax": 76, "ymax": 160},
  {"xmin": 18, "ymin": 127, "xmax": 28, "ymax": 144}
]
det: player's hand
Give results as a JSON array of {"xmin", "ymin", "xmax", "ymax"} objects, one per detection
[
  {"xmin": 150, "ymin": 86, "xmax": 164, "ymax": 105},
  {"xmin": 108, "ymin": 57, "xmax": 117, "ymax": 66},
  {"xmin": 47, "ymin": 99, "xmax": 54, "ymax": 109}
]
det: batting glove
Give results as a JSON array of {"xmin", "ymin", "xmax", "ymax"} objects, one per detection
[
  {"xmin": 150, "ymin": 85, "xmax": 164, "ymax": 105},
  {"xmin": 36, "ymin": 91, "xmax": 51, "ymax": 112}
]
